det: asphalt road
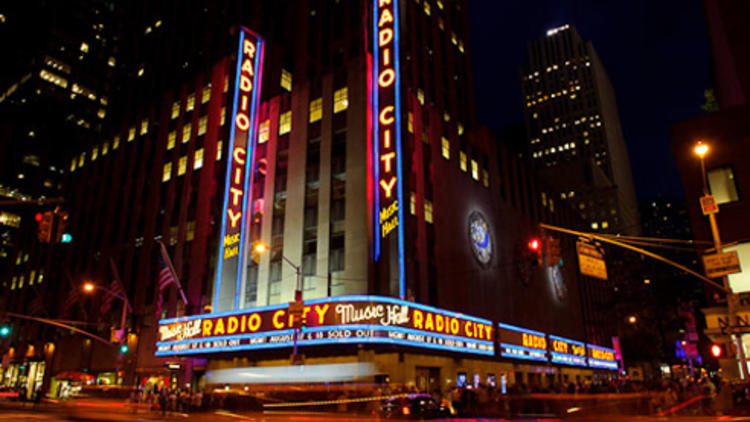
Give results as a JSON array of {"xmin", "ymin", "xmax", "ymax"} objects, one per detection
[{"xmin": 5, "ymin": 407, "xmax": 750, "ymax": 422}]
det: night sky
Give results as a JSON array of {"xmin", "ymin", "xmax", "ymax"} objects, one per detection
[{"xmin": 468, "ymin": 0, "xmax": 712, "ymax": 201}]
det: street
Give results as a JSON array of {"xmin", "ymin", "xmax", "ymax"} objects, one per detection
[{"xmin": 4, "ymin": 404, "xmax": 750, "ymax": 422}]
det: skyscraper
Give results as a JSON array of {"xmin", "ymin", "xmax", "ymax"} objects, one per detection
[{"xmin": 521, "ymin": 25, "xmax": 639, "ymax": 235}]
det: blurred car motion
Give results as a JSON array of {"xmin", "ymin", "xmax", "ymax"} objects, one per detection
[
  {"xmin": 380, "ymin": 393, "xmax": 449, "ymax": 419},
  {"xmin": 61, "ymin": 385, "xmax": 145, "ymax": 421}
]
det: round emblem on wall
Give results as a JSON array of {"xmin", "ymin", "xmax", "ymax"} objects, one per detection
[{"xmin": 468, "ymin": 212, "xmax": 493, "ymax": 266}]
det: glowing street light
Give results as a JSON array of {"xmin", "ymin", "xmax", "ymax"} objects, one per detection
[
  {"xmin": 82, "ymin": 282, "xmax": 95, "ymax": 293},
  {"xmin": 694, "ymin": 141, "xmax": 709, "ymax": 158},
  {"xmin": 627, "ymin": 315, "xmax": 637, "ymax": 324},
  {"xmin": 253, "ymin": 242, "xmax": 267, "ymax": 254}
]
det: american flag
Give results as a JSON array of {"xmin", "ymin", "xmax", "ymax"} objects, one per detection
[{"xmin": 156, "ymin": 241, "xmax": 187, "ymax": 317}]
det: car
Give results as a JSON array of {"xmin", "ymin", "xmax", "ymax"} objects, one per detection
[
  {"xmin": 380, "ymin": 393, "xmax": 450, "ymax": 419},
  {"xmin": 60, "ymin": 385, "xmax": 147, "ymax": 421}
]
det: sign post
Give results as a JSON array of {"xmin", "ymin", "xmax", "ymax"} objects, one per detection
[
  {"xmin": 576, "ymin": 241, "xmax": 608, "ymax": 280},
  {"xmin": 702, "ymin": 251, "xmax": 741, "ymax": 279}
]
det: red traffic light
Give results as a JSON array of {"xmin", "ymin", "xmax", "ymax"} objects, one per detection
[
  {"xmin": 35, "ymin": 213, "xmax": 43, "ymax": 222},
  {"xmin": 711, "ymin": 344, "xmax": 722, "ymax": 358},
  {"xmin": 528, "ymin": 238, "xmax": 541, "ymax": 251}
]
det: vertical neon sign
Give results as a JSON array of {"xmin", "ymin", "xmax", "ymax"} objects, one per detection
[
  {"xmin": 373, "ymin": 0, "xmax": 405, "ymax": 298},
  {"xmin": 214, "ymin": 27, "xmax": 264, "ymax": 311}
]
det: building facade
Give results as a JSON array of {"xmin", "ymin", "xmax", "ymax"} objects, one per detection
[
  {"xmin": 0, "ymin": 1, "xmax": 618, "ymax": 393},
  {"xmin": 520, "ymin": 25, "xmax": 639, "ymax": 235}
]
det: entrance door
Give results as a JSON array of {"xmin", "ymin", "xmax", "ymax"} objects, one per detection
[{"xmin": 415, "ymin": 366, "xmax": 440, "ymax": 393}]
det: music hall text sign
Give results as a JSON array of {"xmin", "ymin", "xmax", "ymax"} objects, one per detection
[
  {"xmin": 214, "ymin": 27, "xmax": 264, "ymax": 311},
  {"xmin": 156, "ymin": 296, "xmax": 495, "ymax": 356}
]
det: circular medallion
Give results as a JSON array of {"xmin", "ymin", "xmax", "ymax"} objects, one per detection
[
  {"xmin": 546, "ymin": 265, "xmax": 567, "ymax": 302},
  {"xmin": 468, "ymin": 212, "xmax": 493, "ymax": 266}
]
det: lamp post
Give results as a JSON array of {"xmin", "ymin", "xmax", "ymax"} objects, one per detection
[
  {"xmin": 694, "ymin": 141, "xmax": 748, "ymax": 379},
  {"xmin": 252, "ymin": 242, "xmax": 303, "ymax": 360},
  {"xmin": 82, "ymin": 282, "xmax": 132, "ymax": 340}
]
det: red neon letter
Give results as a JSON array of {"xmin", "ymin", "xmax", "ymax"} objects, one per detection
[
  {"xmin": 378, "ymin": 68, "xmax": 395, "ymax": 87},
  {"xmin": 380, "ymin": 177, "xmax": 397, "ymax": 198},
  {"xmin": 378, "ymin": 9, "xmax": 394, "ymax": 28},
  {"xmin": 233, "ymin": 147, "xmax": 246, "ymax": 165},
  {"xmin": 379, "ymin": 28, "xmax": 393, "ymax": 47},
  {"xmin": 243, "ymin": 40, "xmax": 256, "ymax": 57},
  {"xmin": 381, "ymin": 152, "xmax": 396, "ymax": 173},
  {"xmin": 240, "ymin": 75, "xmax": 252, "ymax": 92},
  {"xmin": 236, "ymin": 113, "xmax": 250, "ymax": 131},
  {"xmin": 241, "ymin": 58, "xmax": 254, "ymax": 76},
  {"xmin": 229, "ymin": 187, "xmax": 244, "ymax": 206},
  {"xmin": 379, "ymin": 105, "xmax": 394, "ymax": 125},
  {"xmin": 227, "ymin": 209, "xmax": 242, "ymax": 227}
]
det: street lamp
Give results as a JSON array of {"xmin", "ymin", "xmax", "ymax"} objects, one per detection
[
  {"xmin": 82, "ymin": 282, "xmax": 133, "ymax": 337},
  {"xmin": 693, "ymin": 140, "xmax": 748, "ymax": 379},
  {"xmin": 627, "ymin": 315, "xmax": 637, "ymax": 324}
]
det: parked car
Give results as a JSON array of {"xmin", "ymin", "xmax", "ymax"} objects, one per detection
[{"xmin": 380, "ymin": 393, "xmax": 449, "ymax": 419}]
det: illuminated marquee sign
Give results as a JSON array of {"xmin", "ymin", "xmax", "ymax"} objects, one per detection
[
  {"xmin": 214, "ymin": 27, "xmax": 264, "ymax": 311},
  {"xmin": 587, "ymin": 344, "xmax": 618, "ymax": 370},
  {"xmin": 549, "ymin": 335, "xmax": 587, "ymax": 367},
  {"xmin": 372, "ymin": 0, "xmax": 406, "ymax": 297},
  {"xmin": 497, "ymin": 323, "xmax": 547, "ymax": 362},
  {"xmin": 156, "ymin": 296, "xmax": 494, "ymax": 357}
]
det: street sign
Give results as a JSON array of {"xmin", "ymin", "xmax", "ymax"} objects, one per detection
[
  {"xmin": 700, "ymin": 195, "xmax": 719, "ymax": 215},
  {"xmin": 577, "ymin": 241, "xmax": 608, "ymax": 280},
  {"xmin": 702, "ymin": 251, "xmax": 741, "ymax": 278},
  {"xmin": 288, "ymin": 300, "xmax": 304, "ymax": 316}
]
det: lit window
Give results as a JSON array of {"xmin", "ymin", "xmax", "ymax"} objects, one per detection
[
  {"xmin": 408, "ymin": 112, "xmax": 414, "ymax": 133},
  {"xmin": 280, "ymin": 69, "xmax": 292, "ymax": 91},
  {"xmin": 182, "ymin": 123, "xmax": 191, "ymax": 143},
  {"xmin": 417, "ymin": 89, "xmax": 425, "ymax": 105},
  {"xmin": 258, "ymin": 120, "xmax": 270, "ymax": 143},
  {"xmin": 410, "ymin": 192, "xmax": 416, "ymax": 215},
  {"xmin": 92, "ymin": 146, "xmax": 98, "ymax": 161},
  {"xmin": 458, "ymin": 40, "xmax": 465, "ymax": 53},
  {"xmin": 482, "ymin": 169, "xmax": 489, "ymax": 187},
  {"xmin": 443, "ymin": 112, "xmax": 450, "ymax": 122},
  {"xmin": 70, "ymin": 159, "xmax": 77, "ymax": 172},
  {"xmin": 601, "ymin": 221, "xmax": 609, "ymax": 229},
  {"xmin": 451, "ymin": 32, "xmax": 458, "ymax": 45},
  {"xmin": 333, "ymin": 87, "xmax": 348, "ymax": 113},
  {"xmin": 708, "ymin": 166, "xmax": 740, "ymax": 205},
  {"xmin": 79, "ymin": 152, "xmax": 86, "ymax": 167},
  {"xmin": 198, "ymin": 115, "xmax": 208, "ymax": 136},
  {"xmin": 171, "ymin": 101, "xmax": 180, "ymax": 119},
  {"xmin": 102, "ymin": 142, "xmax": 109, "ymax": 155},
  {"xmin": 140, "ymin": 118, "xmax": 148, "ymax": 135},
  {"xmin": 97, "ymin": 109, "xmax": 106, "ymax": 119},
  {"xmin": 178, "ymin": 156, "xmax": 187, "ymax": 176},
  {"xmin": 128, "ymin": 126, "xmax": 135, "ymax": 142},
  {"xmin": 591, "ymin": 222, "xmax": 598, "ymax": 230},
  {"xmin": 309, "ymin": 98, "xmax": 322, "ymax": 123},
  {"xmin": 186, "ymin": 93, "xmax": 195, "ymax": 111},
  {"xmin": 186, "ymin": 221, "xmax": 195, "ymax": 242},
  {"xmin": 471, "ymin": 160, "xmax": 479, "ymax": 180},
  {"xmin": 39, "ymin": 69, "xmax": 68, "ymax": 88},
  {"xmin": 459, "ymin": 151, "xmax": 467, "ymax": 172},
  {"xmin": 167, "ymin": 131, "xmax": 176, "ymax": 150},
  {"xmin": 108, "ymin": 56, "xmax": 116, "ymax": 67},
  {"xmin": 423, "ymin": 1, "xmax": 430, "ymax": 15},
  {"xmin": 80, "ymin": 42, "xmax": 89, "ymax": 53},
  {"xmin": 194, "ymin": 148, "xmax": 204, "ymax": 170},
  {"xmin": 216, "ymin": 140, "xmax": 223, "ymax": 161},
  {"xmin": 11, "ymin": 277, "xmax": 16, "ymax": 290},
  {"xmin": 220, "ymin": 107, "xmax": 226, "ymax": 126},
  {"xmin": 201, "ymin": 85, "xmax": 211, "ymax": 103},
  {"xmin": 457, "ymin": 122, "xmax": 464, "ymax": 136},
  {"xmin": 441, "ymin": 137, "xmax": 450, "ymax": 159},
  {"xmin": 437, "ymin": 0, "xmax": 444, "ymax": 9},
  {"xmin": 137, "ymin": 66, "xmax": 144, "ymax": 77},
  {"xmin": 113, "ymin": 135, "xmax": 120, "ymax": 150},
  {"xmin": 162, "ymin": 162, "xmax": 172, "ymax": 182},
  {"xmin": 279, "ymin": 111, "xmax": 292, "ymax": 135},
  {"xmin": 223, "ymin": 75, "xmax": 229, "ymax": 93},
  {"xmin": 424, "ymin": 200, "xmax": 433, "ymax": 224}
]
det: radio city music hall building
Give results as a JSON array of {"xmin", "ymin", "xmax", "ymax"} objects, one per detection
[{"xmin": 2, "ymin": 0, "xmax": 618, "ymax": 391}]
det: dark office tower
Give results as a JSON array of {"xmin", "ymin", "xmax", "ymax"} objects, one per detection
[
  {"xmin": 704, "ymin": 0, "xmax": 750, "ymax": 110},
  {"xmin": 521, "ymin": 25, "xmax": 639, "ymax": 235},
  {"xmin": 0, "ymin": 1, "xmax": 121, "ymax": 292}
]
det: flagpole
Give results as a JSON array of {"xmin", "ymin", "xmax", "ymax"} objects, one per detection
[{"xmin": 159, "ymin": 241, "xmax": 188, "ymax": 305}]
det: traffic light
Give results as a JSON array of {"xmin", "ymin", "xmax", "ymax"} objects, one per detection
[
  {"xmin": 0, "ymin": 325, "xmax": 10, "ymax": 337},
  {"xmin": 37, "ymin": 211, "xmax": 54, "ymax": 242},
  {"xmin": 546, "ymin": 236, "xmax": 562, "ymax": 266},
  {"xmin": 119, "ymin": 344, "xmax": 129, "ymax": 354},
  {"xmin": 528, "ymin": 238, "xmax": 543, "ymax": 267},
  {"xmin": 300, "ymin": 314, "xmax": 308, "ymax": 332},
  {"xmin": 54, "ymin": 210, "xmax": 69, "ymax": 243},
  {"xmin": 711, "ymin": 344, "xmax": 723, "ymax": 358}
]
